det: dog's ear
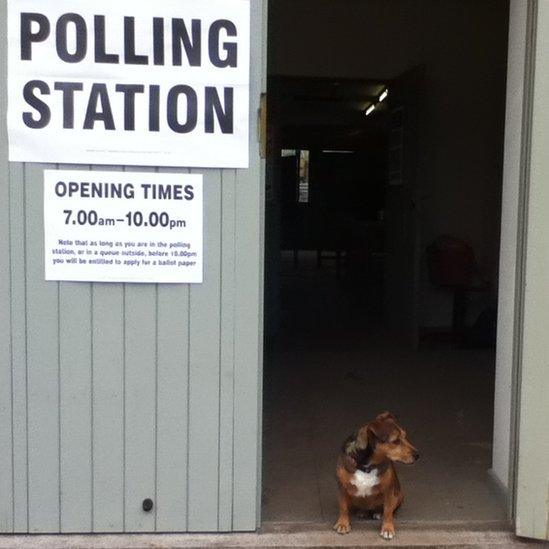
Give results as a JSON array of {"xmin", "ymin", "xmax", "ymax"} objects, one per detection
[
  {"xmin": 376, "ymin": 411, "xmax": 397, "ymax": 422},
  {"xmin": 368, "ymin": 414, "xmax": 396, "ymax": 443},
  {"xmin": 356, "ymin": 426, "xmax": 370, "ymax": 448},
  {"xmin": 342, "ymin": 454, "xmax": 357, "ymax": 473}
]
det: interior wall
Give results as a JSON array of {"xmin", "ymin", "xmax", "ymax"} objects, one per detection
[{"xmin": 268, "ymin": 0, "xmax": 509, "ymax": 328}]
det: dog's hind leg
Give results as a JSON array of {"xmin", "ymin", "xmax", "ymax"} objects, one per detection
[{"xmin": 358, "ymin": 509, "xmax": 382, "ymax": 520}]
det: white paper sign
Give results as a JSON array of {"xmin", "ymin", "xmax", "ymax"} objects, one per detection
[
  {"xmin": 8, "ymin": 0, "xmax": 250, "ymax": 168},
  {"xmin": 44, "ymin": 170, "xmax": 203, "ymax": 283}
]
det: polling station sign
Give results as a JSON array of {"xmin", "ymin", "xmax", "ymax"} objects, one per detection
[
  {"xmin": 7, "ymin": 0, "xmax": 250, "ymax": 168},
  {"xmin": 44, "ymin": 170, "xmax": 203, "ymax": 283}
]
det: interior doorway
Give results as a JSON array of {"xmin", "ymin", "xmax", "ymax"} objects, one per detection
[{"xmin": 262, "ymin": 0, "xmax": 510, "ymax": 529}]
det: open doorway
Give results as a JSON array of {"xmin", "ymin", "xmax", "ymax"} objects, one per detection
[{"xmin": 262, "ymin": 0, "xmax": 510, "ymax": 529}]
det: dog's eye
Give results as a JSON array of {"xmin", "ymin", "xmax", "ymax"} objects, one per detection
[{"xmin": 391, "ymin": 438, "xmax": 400, "ymax": 445}]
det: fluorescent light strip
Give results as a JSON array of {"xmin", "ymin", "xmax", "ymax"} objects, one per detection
[
  {"xmin": 379, "ymin": 88, "xmax": 389, "ymax": 102},
  {"xmin": 365, "ymin": 104, "xmax": 376, "ymax": 116}
]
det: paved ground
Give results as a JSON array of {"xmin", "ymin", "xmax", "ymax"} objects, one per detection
[{"xmin": 0, "ymin": 527, "xmax": 540, "ymax": 548}]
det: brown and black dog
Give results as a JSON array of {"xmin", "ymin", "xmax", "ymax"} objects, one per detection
[{"xmin": 333, "ymin": 412, "xmax": 419, "ymax": 540}]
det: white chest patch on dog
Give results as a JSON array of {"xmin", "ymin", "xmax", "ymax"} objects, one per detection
[{"xmin": 350, "ymin": 469, "xmax": 379, "ymax": 497}]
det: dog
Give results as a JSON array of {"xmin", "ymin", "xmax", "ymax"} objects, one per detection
[{"xmin": 333, "ymin": 411, "xmax": 419, "ymax": 540}]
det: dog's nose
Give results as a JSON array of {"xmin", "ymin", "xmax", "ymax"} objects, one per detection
[{"xmin": 413, "ymin": 452, "xmax": 420, "ymax": 461}]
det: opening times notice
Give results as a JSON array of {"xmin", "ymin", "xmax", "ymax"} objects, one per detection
[
  {"xmin": 44, "ymin": 170, "xmax": 203, "ymax": 283},
  {"xmin": 52, "ymin": 238, "xmax": 198, "ymax": 269}
]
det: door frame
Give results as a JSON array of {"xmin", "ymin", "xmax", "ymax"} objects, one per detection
[
  {"xmin": 491, "ymin": 0, "xmax": 533, "ymax": 520},
  {"xmin": 259, "ymin": 0, "xmax": 548, "ymax": 541},
  {"xmin": 492, "ymin": 1, "xmax": 549, "ymax": 540},
  {"xmin": 507, "ymin": 0, "xmax": 549, "ymax": 541}
]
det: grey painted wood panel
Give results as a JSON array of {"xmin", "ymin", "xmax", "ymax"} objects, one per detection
[
  {"xmin": 9, "ymin": 164, "xmax": 28, "ymax": 533},
  {"xmin": 232, "ymin": 168, "xmax": 262, "ymax": 530},
  {"xmin": 92, "ymin": 282, "xmax": 125, "ymax": 532},
  {"xmin": 155, "ymin": 166, "xmax": 191, "ymax": 533},
  {"xmin": 91, "ymin": 282, "xmax": 125, "ymax": 532},
  {"xmin": 218, "ymin": 169, "xmax": 237, "ymax": 532},
  {"xmin": 90, "ymin": 166, "xmax": 125, "ymax": 533},
  {"xmin": 0, "ymin": 1, "xmax": 265, "ymax": 535},
  {"xmin": 124, "ymin": 283, "xmax": 157, "ymax": 532},
  {"xmin": 57, "ymin": 165, "xmax": 93, "ymax": 533},
  {"xmin": 232, "ymin": 0, "xmax": 266, "ymax": 530},
  {"xmin": 59, "ymin": 281, "xmax": 93, "ymax": 532},
  {"xmin": 156, "ymin": 283, "xmax": 190, "ymax": 531},
  {"xmin": 0, "ymin": 9, "xmax": 13, "ymax": 528},
  {"xmin": 122, "ymin": 170, "xmax": 158, "ymax": 532},
  {"xmin": 25, "ymin": 163, "xmax": 61, "ymax": 532},
  {"xmin": 187, "ymin": 169, "xmax": 222, "ymax": 532}
]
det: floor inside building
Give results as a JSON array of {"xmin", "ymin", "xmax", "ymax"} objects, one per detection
[{"xmin": 262, "ymin": 252, "xmax": 507, "ymax": 528}]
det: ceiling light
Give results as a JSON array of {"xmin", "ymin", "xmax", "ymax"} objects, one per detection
[
  {"xmin": 379, "ymin": 88, "xmax": 389, "ymax": 102},
  {"xmin": 365, "ymin": 104, "xmax": 376, "ymax": 116}
]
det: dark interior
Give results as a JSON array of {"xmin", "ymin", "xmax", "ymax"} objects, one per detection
[{"xmin": 262, "ymin": 0, "xmax": 510, "ymax": 528}]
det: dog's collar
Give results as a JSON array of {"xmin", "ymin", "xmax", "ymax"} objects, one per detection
[
  {"xmin": 358, "ymin": 460, "xmax": 390, "ymax": 475},
  {"xmin": 357, "ymin": 462, "xmax": 376, "ymax": 473}
]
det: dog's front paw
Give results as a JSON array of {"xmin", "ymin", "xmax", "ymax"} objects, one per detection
[
  {"xmin": 380, "ymin": 524, "xmax": 395, "ymax": 540},
  {"xmin": 333, "ymin": 519, "xmax": 351, "ymax": 534}
]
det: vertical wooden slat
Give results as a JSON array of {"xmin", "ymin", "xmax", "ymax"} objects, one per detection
[
  {"xmin": 58, "ymin": 164, "xmax": 93, "ymax": 532},
  {"xmin": 124, "ymin": 283, "xmax": 157, "ymax": 532},
  {"xmin": 9, "ymin": 163, "xmax": 28, "ymax": 533},
  {"xmin": 92, "ymin": 283, "xmax": 124, "ymax": 531},
  {"xmin": 0, "ymin": 3, "xmax": 14, "ymax": 532},
  {"xmin": 256, "ymin": 5, "xmax": 268, "ymax": 524},
  {"xmin": 187, "ymin": 169, "xmax": 222, "ymax": 532},
  {"xmin": 218, "ymin": 169, "xmax": 236, "ymax": 532},
  {"xmin": 155, "ymin": 168, "xmax": 190, "ymax": 532},
  {"xmin": 232, "ymin": 0, "xmax": 265, "ymax": 530},
  {"xmin": 90, "ymin": 166, "xmax": 125, "ymax": 533},
  {"xmin": 0, "ymin": 0, "xmax": 14, "ymax": 527},
  {"xmin": 155, "ymin": 284, "xmax": 190, "ymax": 531},
  {"xmin": 232, "ymin": 171, "xmax": 262, "ymax": 530},
  {"xmin": 25, "ymin": 163, "xmax": 60, "ymax": 532},
  {"xmin": 123, "ymin": 168, "xmax": 157, "ymax": 532},
  {"xmin": 59, "ymin": 280, "xmax": 93, "ymax": 532}
]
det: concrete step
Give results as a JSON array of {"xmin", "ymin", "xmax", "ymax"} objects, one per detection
[{"xmin": 0, "ymin": 522, "xmax": 543, "ymax": 548}]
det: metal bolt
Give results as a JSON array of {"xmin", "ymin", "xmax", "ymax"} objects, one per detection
[{"xmin": 142, "ymin": 498, "xmax": 154, "ymax": 512}]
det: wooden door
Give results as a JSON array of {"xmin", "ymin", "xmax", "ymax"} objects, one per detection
[{"xmin": 0, "ymin": 0, "xmax": 266, "ymax": 533}]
